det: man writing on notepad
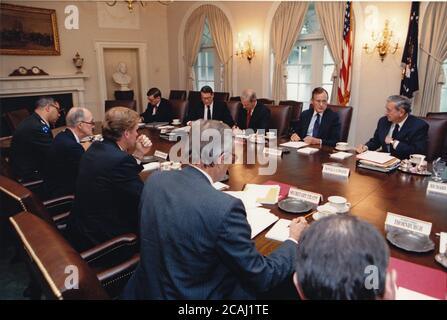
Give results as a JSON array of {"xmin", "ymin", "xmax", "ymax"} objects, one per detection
[
  {"xmin": 356, "ymin": 95, "xmax": 428, "ymax": 160},
  {"xmin": 123, "ymin": 120, "xmax": 308, "ymax": 299}
]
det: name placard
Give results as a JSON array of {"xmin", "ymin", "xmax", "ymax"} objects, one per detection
[
  {"xmin": 288, "ymin": 187, "xmax": 322, "ymax": 205},
  {"xmin": 427, "ymin": 181, "xmax": 447, "ymax": 195},
  {"xmin": 263, "ymin": 147, "xmax": 282, "ymax": 157},
  {"xmin": 385, "ymin": 212, "xmax": 432, "ymax": 236},
  {"xmin": 322, "ymin": 164, "xmax": 350, "ymax": 177},
  {"xmin": 154, "ymin": 150, "xmax": 169, "ymax": 160}
]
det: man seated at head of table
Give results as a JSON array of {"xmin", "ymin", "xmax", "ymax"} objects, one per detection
[
  {"xmin": 356, "ymin": 95, "xmax": 428, "ymax": 160},
  {"xmin": 43, "ymin": 107, "xmax": 95, "ymax": 198},
  {"xmin": 294, "ymin": 215, "xmax": 397, "ymax": 300},
  {"xmin": 233, "ymin": 89, "xmax": 271, "ymax": 132},
  {"xmin": 290, "ymin": 87, "xmax": 341, "ymax": 147},
  {"xmin": 186, "ymin": 85, "xmax": 234, "ymax": 127},
  {"xmin": 123, "ymin": 119, "xmax": 309, "ymax": 299},
  {"xmin": 10, "ymin": 96, "xmax": 61, "ymax": 182},
  {"xmin": 68, "ymin": 107, "xmax": 152, "ymax": 251},
  {"xmin": 140, "ymin": 87, "xmax": 173, "ymax": 123}
]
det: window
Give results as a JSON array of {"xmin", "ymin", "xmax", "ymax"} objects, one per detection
[
  {"xmin": 285, "ymin": 3, "xmax": 335, "ymax": 108},
  {"xmin": 440, "ymin": 60, "xmax": 447, "ymax": 112},
  {"xmin": 194, "ymin": 19, "xmax": 223, "ymax": 91}
]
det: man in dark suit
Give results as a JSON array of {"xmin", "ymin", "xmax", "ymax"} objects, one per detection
[
  {"xmin": 43, "ymin": 107, "xmax": 95, "ymax": 198},
  {"xmin": 10, "ymin": 97, "xmax": 61, "ymax": 181},
  {"xmin": 234, "ymin": 89, "xmax": 271, "ymax": 132},
  {"xmin": 186, "ymin": 85, "xmax": 234, "ymax": 127},
  {"xmin": 356, "ymin": 95, "xmax": 428, "ymax": 160},
  {"xmin": 69, "ymin": 107, "xmax": 152, "ymax": 252},
  {"xmin": 294, "ymin": 215, "xmax": 397, "ymax": 300},
  {"xmin": 140, "ymin": 87, "xmax": 173, "ymax": 123},
  {"xmin": 290, "ymin": 87, "xmax": 341, "ymax": 147},
  {"xmin": 123, "ymin": 120, "xmax": 308, "ymax": 299}
]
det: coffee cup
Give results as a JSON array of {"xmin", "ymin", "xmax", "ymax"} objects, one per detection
[
  {"xmin": 336, "ymin": 142, "xmax": 349, "ymax": 150},
  {"xmin": 317, "ymin": 204, "xmax": 338, "ymax": 216},
  {"xmin": 409, "ymin": 154, "xmax": 425, "ymax": 165},
  {"xmin": 172, "ymin": 119, "xmax": 181, "ymax": 125},
  {"xmin": 327, "ymin": 196, "xmax": 351, "ymax": 213},
  {"xmin": 266, "ymin": 131, "xmax": 276, "ymax": 138}
]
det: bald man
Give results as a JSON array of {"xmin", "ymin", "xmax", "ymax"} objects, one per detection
[
  {"xmin": 44, "ymin": 107, "xmax": 95, "ymax": 198},
  {"xmin": 235, "ymin": 89, "xmax": 271, "ymax": 132}
]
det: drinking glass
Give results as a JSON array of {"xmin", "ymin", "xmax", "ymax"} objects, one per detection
[{"xmin": 432, "ymin": 157, "xmax": 446, "ymax": 181}]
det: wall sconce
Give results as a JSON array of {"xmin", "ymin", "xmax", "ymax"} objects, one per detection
[
  {"xmin": 106, "ymin": 1, "xmax": 171, "ymax": 13},
  {"xmin": 235, "ymin": 33, "xmax": 255, "ymax": 63},
  {"xmin": 363, "ymin": 19, "xmax": 399, "ymax": 62}
]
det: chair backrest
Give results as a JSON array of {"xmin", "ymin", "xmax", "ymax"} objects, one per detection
[
  {"xmin": 327, "ymin": 104, "xmax": 353, "ymax": 142},
  {"xmin": 4, "ymin": 108, "xmax": 30, "ymax": 132},
  {"xmin": 279, "ymin": 100, "xmax": 303, "ymax": 122},
  {"xmin": 187, "ymin": 91, "xmax": 201, "ymax": 107},
  {"xmin": 214, "ymin": 92, "xmax": 230, "ymax": 101},
  {"xmin": 426, "ymin": 112, "xmax": 447, "ymax": 159},
  {"xmin": 10, "ymin": 211, "xmax": 109, "ymax": 300},
  {"xmin": 170, "ymin": 99, "xmax": 188, "ymax": 123},
  {"xmin": 268, "ymin": 105, "xmax": 292, "ymax": 137},
  {"xmin": 225, "ymin": 101, "xmax": 241, "ymax": 124},
  {"xmin": 168, "ymin": 90, "xmax": 187, "ymax": 100},
  {"xmin": 229, "ymin": 96, "xmax": 241, "ymax": 102},
  {"xmin": 104, "ymin": 100, "xmax": 136, "ymax": 112},
  {"xmin": 258, "ymin": 98, "xmax": 275, "ymax": 106},
  {"xmin": 418, "ymin": 117, "xmax": 447, "ymax": 161}
]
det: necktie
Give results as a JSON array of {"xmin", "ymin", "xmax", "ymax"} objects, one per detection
[
  {"xmin": 312, "ymin": 113, "xmax": 321, "ymax": 137},
  {"xmin": 246, "ymin": 110, "xmax": 251, "ymax": 129},
  {"xmin": 207, "ymin": 105, "xmax": 211, "ymax": 120},
  {"xmin": 392, "ymin": 124, "xmax": 400, "ymax": 139}
]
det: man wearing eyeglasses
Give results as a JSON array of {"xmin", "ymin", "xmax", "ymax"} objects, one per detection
[
  {"xmin": 43, "ymin": 107, "xmax": 95, "ymax": 198},
  {"xmin": 10, "ymin": 96, "xmax": 61, "ymax": 182}
]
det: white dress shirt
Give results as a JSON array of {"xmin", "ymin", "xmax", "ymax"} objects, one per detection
[
  {"xmin": 387, "ymin": 114, "xmax": 409, "ymax": 149},
  {"xmin": 203, "ymin": 102, "xmax": 214, "ymax": 120},
  {"xmin": 306, "ymin": 110, "xmax": 323, "ymax": 137}
]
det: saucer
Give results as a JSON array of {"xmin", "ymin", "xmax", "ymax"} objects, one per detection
[{"xmin": 335, "ymin": 146, "xmax": 350, "ymax": 151}]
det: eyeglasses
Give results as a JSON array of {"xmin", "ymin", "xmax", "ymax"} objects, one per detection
[
  {"xmin": 81, "ymin": 120, "xmax": 95, "ymax": 126},
  {"xmin": 49, "ymin": 104, "xmax": 61, "ymax": 113}
]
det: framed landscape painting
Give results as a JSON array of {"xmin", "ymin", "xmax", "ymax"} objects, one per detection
[{"xmin": 0, "ymin": 3, "xmax": 60, "ymax": 55}]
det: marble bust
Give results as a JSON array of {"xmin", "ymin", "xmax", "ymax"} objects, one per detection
[{"xmin": 112, "ymin": 62, "xmax": 132, "ymax": 91}]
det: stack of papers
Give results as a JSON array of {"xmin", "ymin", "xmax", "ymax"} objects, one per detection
[
  {"xmin": 330, "ymin": 151, "xmax": 353, "ymax": 160},
  {"xmin": 265, "ymin": 219, "xmax": 291, "ymax": 242},
  {"xmin": 243, "ymin": 184, "xmax": 280, "ymax": 204},
  {"xmin": 280, "ymin": 141, "xmax": 308, "ymax": 149},
  {"xmin": 396, "ymin": 287, "xmax": 438, "ymax": 300},
  {"xmin": 297, "ymin": 147, "xmax": 319, "ymax": 155},
  {"xmin": 356, "ymin": 151, "xmax": 400, "ymax": 172},
  {"xmin": 225, "ymin": 191, "xmax": 260, "ymax": 210},
  {"xmin": 172, "ymin": 126, "xmax": 191, "ymax": 133},
  {"xmin": 142, "ymin": 162, "xmax": 160, "ymax": 172},
  {"xmin": 246, "ymin": 208, "xmax": 279, "ymax": 239}
]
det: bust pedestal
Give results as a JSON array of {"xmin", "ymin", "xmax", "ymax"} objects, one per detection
[{"xmin": 114, "ymin": 90, "xmax": 134, "ymax": 100}]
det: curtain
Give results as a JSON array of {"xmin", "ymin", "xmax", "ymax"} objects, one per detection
[
  {"xmin": 203, "ymin": 5, "xmax": 233, "ymax": 93},
  {"xmin": 271, "ymin": 2, "xmax": 308, "ymax": 103},
  {"xmin": 315, "ymin": 2, "xmax": 345, "ymax": 104},
  {"xmin": 414, "ymin": 2, "xmax": 447, "ymax": 115},
  {"xmin": 183, "ymin": 8, "xmax": 206, "ymax": 90}
]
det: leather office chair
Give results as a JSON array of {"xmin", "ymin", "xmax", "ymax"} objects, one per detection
[
  {"xmin": 187, "ymin": 91, "xmax": 202, "ymax": 107},
  {"xmin": 226, "ymin": 101, "xmax": 241, "ymax": 124},
  {"xmin": 327, "ymin": 104, "xmax": 353, "ymax": 142},
  {"xmin": 418, "ymin": 117, "xmax": 447, "ymax": 161},
  {"xmin": 279, "ymin": 100, "xmax": 303, "ymax": 134},
  {"xmin": 229, "ymin": 96, "xmax": 241, "ymax": 102},
  {"xmin": 214, "ymin": 92, "xmax": 230, "ymax": 101},
  {"xmin": 104, "ymin": 100, "xmax": 137, "ymax": 112},
  {"xmin": 258, "ymin": 98, "xmax": 275, "ymax": 106},
  {"xmin": 170, "ymin": 99, "xmax": 189, "ymax": 124},
  {"xmin": 427, "ymin": 112, "xmax": 447, "ymax": 160},
  {"xmin": 168, "ymin": 90, "xmax": 187, "ymax": 100},
  {"xmin": 268, "ymin": 105, "xmax": 292, "ymax": 137},
  {"xmin": 10, "ymin": 211, "xmax": 140, "ymax": 299},
  {"xmin": 4, "ymin": 108, "xmax": 30, "ymax": 132}
]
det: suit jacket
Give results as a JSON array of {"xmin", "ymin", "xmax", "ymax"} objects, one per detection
[
  {"xmin": 365, "ymin": 115, "xmax": 428, "ymax": 160},
  {"xmin": 43, "ymin": 129, "xmax": 84, "ymax": 198},
  {"xmin": 186, "ymin": 100, "xmax": 234, "ymax": 127},
  {"xmin": 140, "ymin": 98, "xmax": 173, "ymax": 123},
  {"xmin": 10, "ymin": 112, "xmax": 53, "ymax": 181},
  {"xmin": 236, "ymin": 102, "xmax": 271, "ymax": 131},
  {"xmin": 68, "ymin": 138, "xmax": 144, "ymax": 251},
  {"xmin": 123, "ymin": 166, "xmax": 297, "ymax": 300},
  {"xmin": 292, "ymin": 107, "xmax": 341, "ymax": 147}
]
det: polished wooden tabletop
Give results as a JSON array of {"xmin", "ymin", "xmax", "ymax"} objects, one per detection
[{"xmin": 137, "ymin": 126, "xmax": 447, "ymax": 272}]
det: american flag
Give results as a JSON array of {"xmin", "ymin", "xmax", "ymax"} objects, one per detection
[{"xmin": 338, "ymin": 1, "xmax": 353, "ymax": 106}]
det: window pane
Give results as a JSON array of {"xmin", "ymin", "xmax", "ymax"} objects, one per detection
[
  {"xmin": 441, "ymin": 61, "xmax": 447, "ymax": 112},
  {"xmin": 323, "ymin": 84, "xmax": 333, "ymax": 101},
  {"xmin": 287, "ymin": 48, "xmax": 299, "ymax": 65},
  {"xmin": 298, "ymin": 84, "xmax": 311, "ymax": 103},
  {"xmin": 207, "ymin": 51, "xmax": 214, "ymax": 66},
  {"xmin": 207, "ymin": 67, "xmax": 214, "ymax": 81},
  {"xmin": 300, "ymin": 3, "xmax": 320, "ymax": 35},
  {"xmin": 323, "ymin": 45, "xmax": 334, "ymax": 64},
  {"xmin": 287, "ymin": 84, "xmax": 299, "ymax": 101},
  {"xmin": 287, "ymin": 66, "xmax": 299, "ymax": 83},
  {"xmin": 323, "ymin": 64, "xmax": 334, "ymax": 83},
  {"xmin": 299, "ymin": 45, "xmax": 312, "ymax": 65},
  {"xmin": 201, "ymin": 19, "xmax": 213, "ymax": 47},
  {"xmin": 299, "ymin": 65, "xmax": 312, "ymax": 83}
]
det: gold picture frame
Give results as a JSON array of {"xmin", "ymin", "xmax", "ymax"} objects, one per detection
[{"xmin": 0, "ymin": 3, "xmax": 60, "ymax": 55}]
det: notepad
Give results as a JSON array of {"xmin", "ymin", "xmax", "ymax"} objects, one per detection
[
  {"xmin": 225, "ymin": 191, "xmax": 260, "ymax": 210},
  {"xmin": 243, "ymin": 184, "xmax": 280, "ymax": 205},
  {"xmin": 280, "ymin": 141, "xmax": 308, "ymax": 149},
  {"xmin": 142, "ymin": 162, "xmax": 160, "ymax": 172},
  {"xmin": 440, "ymin": 232, "xmax": 447, "ymax": 254},
  {"xmin": 356, "ymin": 151, "xmax": 396, "ymax": 164},
  {"xmin": 396, "ymin": 287, "xmax": 438, "ymax": 300},
  {"xmin": 297, "ymin": 147, "xmax": 319, "ymax": 155},
  {"xmin": 330, "ymin": 151, "xmax": 353, "ymax": 160},
  {"xmin": 246, "ymin": 208, "xmax": 279, "ymax": 239},
  {"xmin": 265, "ymin": 219, "xmax": 291, "ymax": 242}
]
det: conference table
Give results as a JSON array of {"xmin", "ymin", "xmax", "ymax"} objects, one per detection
[{"xmin": 135, "ymin": 126, "xmax": 447, "ymax": 273}]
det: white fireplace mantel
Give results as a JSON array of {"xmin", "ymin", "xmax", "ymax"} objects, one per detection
[{"xmin": 0, "ymin": 74, "xmax": 89, "ymax": 107}]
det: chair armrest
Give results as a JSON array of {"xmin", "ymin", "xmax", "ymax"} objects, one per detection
[
  {"xmin": 80, "ymin": 233, "xmax": 138, "ymax": 268},
  {"xmin": 21, "ymin": 179, "xmax": 44, "ymax": 189},
  {"xmin": 43, "ymin": 195, "xmax": 74, "ymax": 220}
]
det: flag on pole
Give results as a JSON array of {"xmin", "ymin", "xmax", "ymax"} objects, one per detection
[
  {"xmin": 400, "ymin": 2, "xmax": 419, "ymax": 98},
  {"xmin": 338, "ymin": 2, "xmax": 353, "ymax": 106}
]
